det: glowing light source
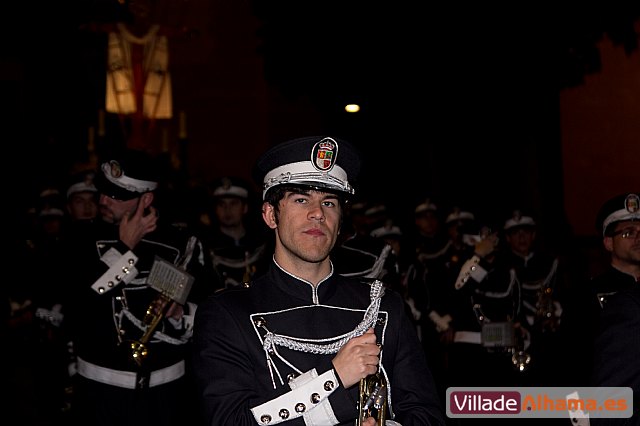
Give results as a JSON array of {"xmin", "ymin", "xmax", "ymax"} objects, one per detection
[{"xmin": 344, "ymin": 104, "xmax": 360, "ymax": 113}]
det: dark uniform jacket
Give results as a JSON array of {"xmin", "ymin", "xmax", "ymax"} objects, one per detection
[
  {"xmin": 206, "ymin": 226, "xmax": 270, "ymax": 290},
  {"xmin": 503, "ymin": 250, "xmax": 561, "ymax": 327},
  {"xmin": 331, "ymin": 234, "xmax": 398, "ymax": 282},
  {"xmin": 64, "ymin": 219, "xmax": 215, "ymax": 383},
  {"xmin": 452, "ymin": 252, "xmax": 524, "ymax": 335},
  {"xmin": 192, "ymin": 261, "xmax": 445, "ymax": 425},
  {"xmin": 591, "ymin": 265, "xmax": 638, "ymax": 308},
  {"xmin": 591, "ymin": 284, "xmax": 640, "ymax": 425},
  {"xmin": 447, "ymin": 252, "xmax": 529, "ymax": 387},
  {"xmin": 559, "ymin": 265, "xmax": 638, "ymax": 388}
]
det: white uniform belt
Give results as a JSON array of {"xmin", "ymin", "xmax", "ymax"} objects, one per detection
[
  {"xmin": 453, "ymin": 331, "xmax": 482, "ymax": 344},
  {"xmin": 77, "ymin": 357, "xmax": 185, "ymax": 389}
]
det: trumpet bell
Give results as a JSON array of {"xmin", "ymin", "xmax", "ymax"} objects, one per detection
[{"xmin": 511, "ymin": 349, "xmax": 532, "ymax": 372}]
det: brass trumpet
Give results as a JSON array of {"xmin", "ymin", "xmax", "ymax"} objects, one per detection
[
  {"xmin": 510, "ymin": 323, "xmax": 532, "ymax": 373},
  {"xmin": 126, "ymin": 294, "xmax": 172, "ymax": 366},
  {"xmin": 123, "ymin": 256, "xmax": 194, "ymax": 367},
  {"xmin": 357, "ymin": 372, "xmax": 387, "ymax": 426}
]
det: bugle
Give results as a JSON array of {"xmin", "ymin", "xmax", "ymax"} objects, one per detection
[
  {"xmin": 357, "ymin": 372, "xmax": 387, "ymax": 426},
  {"xmin": 123, "ymin": 257, "xmax": 194, "ymax": 366},
  {"xmin": 510, "ymin": 323, "xmax": 532, "ymax": 373},
  {"xmin": 127, "ymin": 294, "xmax": 172, "ymax": 366}
]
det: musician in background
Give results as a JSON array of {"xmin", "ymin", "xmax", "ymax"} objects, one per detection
[
  {"xmin": 65, "ymin": 171, "xmax": 99, "ymax": 223},
  {"xmin": 590, "ymin": 192, "xmax": 640, "ymax": 425},
  {"xmin": 192, "ymin": 136, "xmax": 445, "ymax": 425},
  {"xmin": 500, "ymin": 210, "xmax": 567, "ymax": 386},
  {"xmin": 448, "ymin": 219, "xmax": 531, "ymax": 388},
  {"xmin": 5, "ymin": 188, "xmax": 70, "ymax": 425},
  {"xmin": 589, "ymin": 193, "xmax": 640, "ymax": 305},
  {"xmin": 62, "ymin": 149, "xmax": 217, "ymax": 426},
  {"xmin": 331, "ymin": 200, "xmax": 401, "ymax": 287},
  {"xmin": 203, "ymin": 176, "xmax": 270, "ymax": 289}
]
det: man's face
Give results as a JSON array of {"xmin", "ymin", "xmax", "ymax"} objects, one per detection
[
  {"xmin": 99, "ymin": 193, "xmax": 140, "ymax": 225},
  {"xmin": 214, "ymin": 197, "xmax": 247, "ymax": 227},
  {"xmin": 268, "ymin": 189, "xmax": 342, "ymax": 264},
  {"xmin": 68, "ymin": 192, "xmax": 98, "ymax": 221},
  {"xmin": 415, "ymin": 211, "xmax": 439, "ymax": 236},
  {"xmin": 606, "ymin": 220, "xmax": 640, "ymax": 266},
  {"xmin": 506, "ymin": 227, "xmax": 536, "ymax": 256}
]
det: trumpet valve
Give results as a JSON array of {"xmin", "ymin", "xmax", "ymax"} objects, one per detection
[
  {"xmin": 358, "ymin": 374, "xmax": 387, "ymax": 425},
  {"xmin": 129, "ymin": 341, "xmax": 148, "ymax": 366}
]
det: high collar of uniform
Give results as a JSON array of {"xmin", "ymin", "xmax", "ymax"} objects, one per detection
[{"xmin": 266, "ymin": 259, "xmax": 337, "ymax": 303}]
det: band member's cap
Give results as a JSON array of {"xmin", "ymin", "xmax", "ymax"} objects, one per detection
[
  {"xmin": 254, "ymin": 136, "xmax": 361, "ymax": 200},
  {"xmin": 211, "ymin": 176, "xmax": 250, "ymax": 199},
  {"xmin": 445, "ymin": 208, "xmax": 475, "ymax": 225},
  {"xmin": 39, "ymin": 207, "xmax": 65, "ymax": 218},
  {"xmin": 415, "ymin": 199, "xmax": 438, "ymax": 215},
  {"xmin": 66, "ymin": 172, "xmax": 98, "ymax": 199},
  {"xmin": 370, "ymin": 223, "xmax": 403, "ymax": 239},
  {"xmin": 595, "ymin": 192, "xmax": 640, "ymax": 236},
  {"xmin": 504, "ymin": 210, "xmax": 536, "ymax": 231},
  {"xmin": 95, "ymin": 150, "xmax": 159, "ymax": 201}
]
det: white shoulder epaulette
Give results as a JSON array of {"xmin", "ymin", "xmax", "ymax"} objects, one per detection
[
  {"xmin": 455, "ymin": 255, "xmax": 488, "ymax": 289},
  {"xmin": 91, "ymin": 248, "xmax": 139, "ymax": 294}
]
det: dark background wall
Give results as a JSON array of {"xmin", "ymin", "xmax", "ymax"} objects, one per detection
[{"xmin": 2, "ymin": 0, "xmax": 639, "ymax": 245}]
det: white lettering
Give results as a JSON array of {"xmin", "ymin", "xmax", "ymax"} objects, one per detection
[{"xmin": 454, "ymin": 394, "xmax": 468, "ymax": 411}]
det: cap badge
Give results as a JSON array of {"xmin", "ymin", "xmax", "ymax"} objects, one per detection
[
  {"xmin": 311, "ymin": 138, "xmax": 338, "ymax": 172},
  {"xmin": 512, "ymin": 210, "xmax": 522, "ymax": 222},
  {"xmin": 625, "ymin": 194, "xmax": 639, "ymax": 213},
  {"xmin": 84, "ymin": 174, "xmax": 95, "ymax": 186},
  {"xmin": 108, "ymin": 160, "xmax": 123, "ymax": 179},
  {"xmin": 221, "ymin": 177, "xmax": 232, "ymax": 190}
]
